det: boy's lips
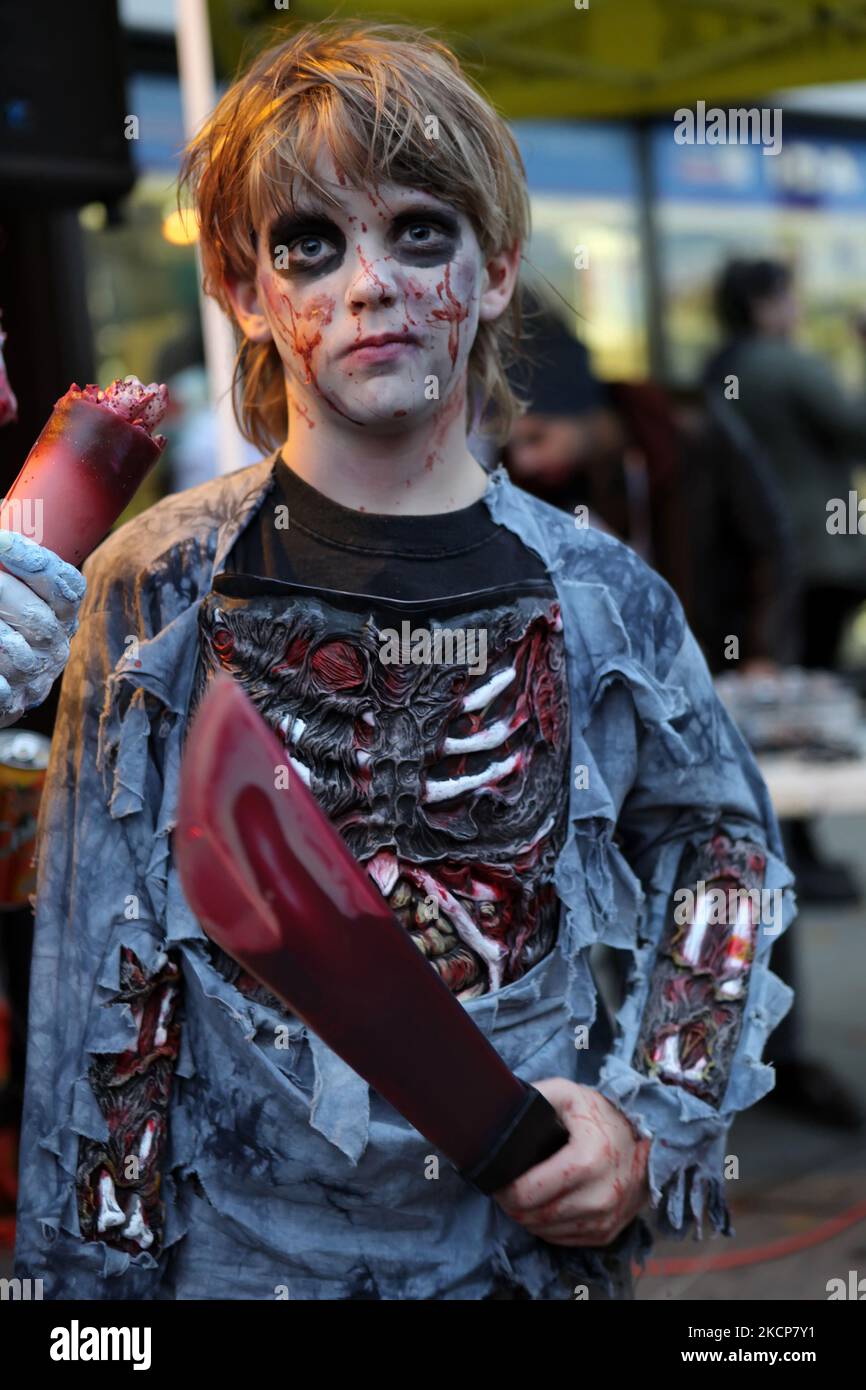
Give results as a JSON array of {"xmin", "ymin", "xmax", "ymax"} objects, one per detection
[{"xmin": 340, "ymin": 332, "xmax": 420, "ymax": 362}]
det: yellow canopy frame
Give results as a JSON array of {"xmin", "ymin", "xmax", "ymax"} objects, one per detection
[{"xmin": 208, "ymin": 0, "xmax": 866, "ymax": 118}]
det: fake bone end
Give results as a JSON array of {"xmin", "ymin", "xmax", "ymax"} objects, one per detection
[
  {"xmin": 95, "ymin": 1169, "xmax": 126, "ymax": 1233},
  {"xmin": 652, "ymin": 1034, "xmax": 711, "ymax": 1087},
  {"xmin": 95, "ymin": 1169, "xmax": 154, "ymax": 1251}
]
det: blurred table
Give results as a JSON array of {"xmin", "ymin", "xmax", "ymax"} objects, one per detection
[
  {"xmin": 715, "ymin": 670, "xmax": 866, "ymax": 820},
  {"xmin": 757, "ymin": 752, "xmax": 866, "ymax": 819}
]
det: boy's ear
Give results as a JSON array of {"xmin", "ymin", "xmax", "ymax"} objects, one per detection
[
  {"xmin": 478, "ymin": 240, "xmax": 522, "ymax": 324},
  {"xmin": 223, "ymin": 273, "xmax": 274, "ymax": 344}
]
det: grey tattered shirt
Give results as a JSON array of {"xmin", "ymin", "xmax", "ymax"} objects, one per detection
[{"xmin": 15, "ymin": 456, "xmax": 794, "ymax": 1299}]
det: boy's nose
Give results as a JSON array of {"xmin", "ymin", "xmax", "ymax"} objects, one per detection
[{"xmin": 346, "ymin": 253, "xmax": 399, "ymax": 311}]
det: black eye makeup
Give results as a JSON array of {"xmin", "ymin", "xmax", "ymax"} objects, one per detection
[
  {"xmin": 268, "ymin": 214, "xmax": 346, "ymax": 276},
  {"xmin": 266, "ymin": 200, "xmax": 462, "ymax": 277},
  {"xmin": 391, "ymin": 208, "xmax": 461, "ymax": 265}
]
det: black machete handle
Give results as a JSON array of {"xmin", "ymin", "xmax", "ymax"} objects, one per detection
[{"xmin": 458, "ymin": 1082, "xmax": 570, "ymax": 1195}]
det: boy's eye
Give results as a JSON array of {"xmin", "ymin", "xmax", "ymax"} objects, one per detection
[
  {"xmin": 296, "ymin": 235, "xmax": 330, "ymax": 262},
  {"xmin": 396, "ymin": 217, "xmax": 458, "ymax": 256},
  {"xmin": 277, "ymin": 234, "xmax": 336, "ymax": 269},
  {"xmin": 268, "ymin": 213, "xmax": 344, "ymax": 274}
]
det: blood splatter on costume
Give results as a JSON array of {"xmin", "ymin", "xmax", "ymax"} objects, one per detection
[{"xmin": 15, "ymin": 455, "xmax": 795, "ymax": 1300}]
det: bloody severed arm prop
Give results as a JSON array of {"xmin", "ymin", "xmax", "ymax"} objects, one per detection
[
  {"xmin": 6, "ymin": 376, "xmax": 171, "ymax": 1252},
  {"xmin": 0, "ymin": 376, "xmax": 167, "ymax": 568}
]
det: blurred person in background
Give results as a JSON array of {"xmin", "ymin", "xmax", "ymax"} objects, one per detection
[
  {"xmin": 504, "ymin": 294, "xmax": 687, "ymax": 597},
  {"xmin": 673, "ymin": 394, "xmax": 800, "ymax": 674},
  {"xmin": 503, "ymin": 294, "xmax": 798, "ymax": 671},
  {"xmin": 705, "ymin": 258, "xmax": 866, "ymax": 674},
  {"xmin": 705, "ymin": 259, "xmax": 866, "ymax": 906}
]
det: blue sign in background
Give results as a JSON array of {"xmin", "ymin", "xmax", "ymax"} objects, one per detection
[
  {"xmin": 511, "ymin": 120, "xmax": 640, "ymax": 198},
  {"xmin": 651, "ymin": 117, "xmax": 866, "ymax": 209}
]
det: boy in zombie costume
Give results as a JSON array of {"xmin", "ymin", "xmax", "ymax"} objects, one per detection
[{"xmin": 14, "ymin": 23, "xmax": 794, "ymax": 1301}]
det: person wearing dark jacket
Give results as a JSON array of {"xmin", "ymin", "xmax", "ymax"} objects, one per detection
[
  {"xmin": 704, "ymin": 258, "xmax": 866, "ymax": 674},
  {"xmin": 503, "ymin": 300, "xmax": 799, "ymax": 673},
  {"xmin": 674, "ymin": 393, "xmax": 801, "ymax": 674}
]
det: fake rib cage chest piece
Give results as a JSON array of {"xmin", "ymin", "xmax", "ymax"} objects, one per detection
[{"xmin": 190, "ymin": 573, "xmax": 571, "ymax": 1001}]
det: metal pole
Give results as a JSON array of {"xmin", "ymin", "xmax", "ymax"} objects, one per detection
[
  {"xmin": 635, "ymin": 117, "xmax": 668, "ymax": 384},
  {"xmin": 175, "ymin": 0, "xmax": 246, "ymax": 477}
]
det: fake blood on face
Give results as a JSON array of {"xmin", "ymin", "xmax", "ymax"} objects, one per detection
[
  {"xmin": 263, "ymin": 275, "xmax": 366, "ymax": 427},
  {"xmin": 432, "ymin": 264, "xmax": 471, "ymax": 369},
  {"xmin": 423, "ymin": 376, "xmax": 466, "ymax": 472},
  {"xmin": 264, "ymin": 281, "xmax": 334, "ymax": 387},
  {"xmin": 354, "ymin": 245, "xmax": 389, "ymax": 300}
]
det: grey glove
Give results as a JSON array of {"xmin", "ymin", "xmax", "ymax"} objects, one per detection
[{"xmin": 0, "ymin": 529, "xmax": 87, "ymax": 728}]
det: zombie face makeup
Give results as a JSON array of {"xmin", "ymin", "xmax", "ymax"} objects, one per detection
[{"xmin": 248, "ymin": 152, "xmax": 487, "ymax": 436}]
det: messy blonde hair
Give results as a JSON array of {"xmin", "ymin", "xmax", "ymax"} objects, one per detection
[{"xmin": 179, "ymin": 20, "xmax": 531, "ymax": 456}]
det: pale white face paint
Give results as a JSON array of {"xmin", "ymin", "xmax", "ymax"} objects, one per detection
[{"xmin": 251, "ymin": 150, "xmax": 487, "ymax": 447}]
